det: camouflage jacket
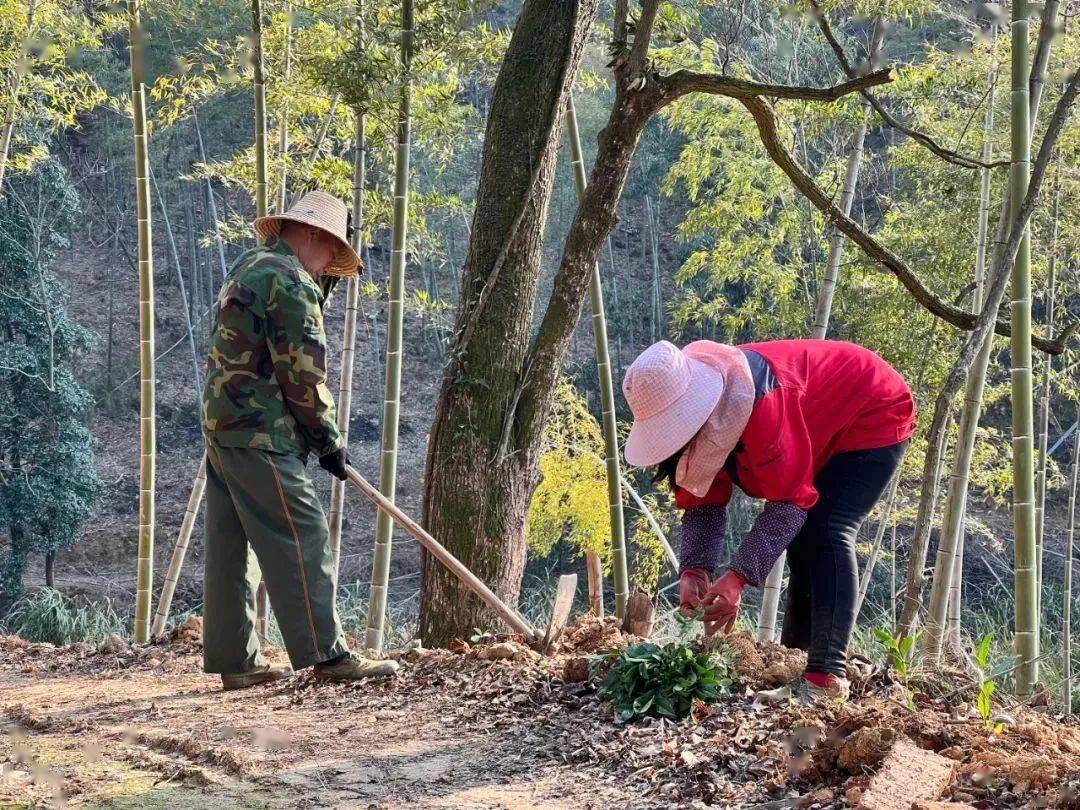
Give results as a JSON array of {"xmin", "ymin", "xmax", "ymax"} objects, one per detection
[{"xmin": 202, "ymin": 239, "xmax": 341, "ymax": 458}]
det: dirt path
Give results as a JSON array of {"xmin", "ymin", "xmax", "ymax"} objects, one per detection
[{"xmin": 0, "ymin": 647, "xmax": 628, "ymax": 809}]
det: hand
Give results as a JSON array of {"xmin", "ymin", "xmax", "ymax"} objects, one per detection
[
  {"xmin": 701, "ymin": 570, "xmax": 746, "ymax": 636},
  {"xmin": 678, "ymin": 568, "xmax": 711, "ymax": 618},
  {"xmin": 318, "ymin": 447, "xmax": 348, "ymax": 481}
]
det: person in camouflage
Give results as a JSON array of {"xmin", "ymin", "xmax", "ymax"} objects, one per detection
[{"xmin": 202, "ymin": 190, "xmax": 397, "ymax": 689}]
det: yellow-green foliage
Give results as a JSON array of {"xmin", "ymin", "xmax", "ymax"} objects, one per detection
[
  {"xmin": 528, "ymin": 382, "xmax": 612, "ymax": 566},
  {"xmin": 628, "ymin": 487, "xmax": 675, "ymax": 593}
]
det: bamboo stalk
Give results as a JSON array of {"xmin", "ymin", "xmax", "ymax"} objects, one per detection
[
  {"xmin": 346, "ymin": 466, "xmax": 538, "ymax": 640},
  {"xmin": 946, "ymin": 496, "xmax": 965, "ymax": 646},
  {"xmin": 251, "ymin": 0, "xmax": 268, "ymax": 221},
  {"xmin": 567, "ymin": 93, "xmax": 630, "ymax": 617},
  {"xmin": 923, "ymin": 49, "xmax": 998, "ymax": 660},
  {"xmin": 1034, "ymin": 164, "xmax": 1060, "ymax": 617},
  {"xmin": 329, "ymin": 101, "xmax": 365, "ymax": 580},
  {"xmin": 1010, "ymin": 0, "xmax": 1039, "ymax": 696},
  {"xmin": 365, "ymin": 0, "xmax": 412, "ymax": 651},
  {"xmin": 251, "ymin": 0, "xmax": 270, "ymax": 639},
  {"xmin": 1064, "ymin": 402, "xmax": 1078, "ymax": 715},
  {"xmin": 276, "ymin": 1, "xmax": 293, "ymax": 213},
  {"xmin": 151, "ymin": 456, "xmax": 207, "ymax": 636},
  {"xmin": 854, "ymin": 475, "xmax": 900, "ymax": 617},
  {"xmin": 0, "ymin": 0, "xmax": 37, "ymax": 196},
  {"xmin": 149, "ymin": 165, "xmax": 202, "ymax": 396},
  {"xmin": 191, "ymin": 114, "xmax": 228, "ymax": 278},
  {"xmin": 811, "ymin": 119, "xmax": 867, "ymax": 338},
  {"xmin": 129, "ymin": 0, "xmax": 156, "ymax": 644},
  {"xmin": 889, "ymin": 522, "xmax": 897, "ymax": 627},
  {"xmin": 619, "ymin": 474, "xmax": 678, "ymax": 573}
]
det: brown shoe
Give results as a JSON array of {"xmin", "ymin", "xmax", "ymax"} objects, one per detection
[
  {"xmin": 221, "ymin": 664, "xmax": 293, "ymax": 691},
  {"xmin": 313, "ymin": 653, "xmax": 399, "ymax": 682}
]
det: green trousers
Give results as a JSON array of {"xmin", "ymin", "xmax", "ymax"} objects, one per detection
[{"xmin": 203, "ymin": 439, "xmax": 348, "ymax": 673}]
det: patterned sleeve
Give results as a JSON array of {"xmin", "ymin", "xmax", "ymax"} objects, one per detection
[
  {"xmin": 679, "ymin": 505, "xmax": 728, "ymax": 576},
  {"xmin": 729, "ymin": 501, "xmax": 807, "ymax": 587},
  {"xmin": 265, "ymin": 273, "xmax": 342, "ymax": 457}
]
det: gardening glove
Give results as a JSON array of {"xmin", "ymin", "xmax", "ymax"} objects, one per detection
[
  {"xmin": 318, "ymin": 447, "xmax": 349, "ymax": 481},
  {"xmin": 701, "ymin": 570, "xmax": 746, "ymax": 636},
  {"xmin": 678, "ymin": 568, "xmax": 711, "ymax": 617}
]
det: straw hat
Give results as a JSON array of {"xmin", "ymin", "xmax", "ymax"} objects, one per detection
[
  {"xmin": 622, "ymin": 340, "xmax": 754, "ymax": 468},
  {"xmin": 253, "ymin": 190, "xmax": 362, "ymax": 277}
]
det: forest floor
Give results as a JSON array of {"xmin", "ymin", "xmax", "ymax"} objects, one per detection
[{"xmin": 2, "ymin": 617, "xmax": 1080, "ymax": 809}]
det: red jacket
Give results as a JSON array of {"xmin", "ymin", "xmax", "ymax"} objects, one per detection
[{"xmin": 675, "ymin": 340, "xmax": 915, "ymax": 511}]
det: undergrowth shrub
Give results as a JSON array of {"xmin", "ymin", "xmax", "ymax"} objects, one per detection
[
  {"xmin": 3, "ymin": 587, "xmax": 126, "ymax": 645},
  {"xmin": 597, "ymin": 640, "xmax": 735, "ymax": 722}
]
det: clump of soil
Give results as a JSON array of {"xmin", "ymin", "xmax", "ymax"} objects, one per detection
[
  {"xmin": 170, "ymin": 615, "xmax": 202, "ymax": 645},
  {"xmin": 698, "ymin": 630, "xmax": 806, "ymax": 688},
  {"xmin": 562, "ymin": 656, "xmax": 591, "ymax": 683},
  {"xmin": 556, "ymin": 615, "xmax": 631, "ymax": 656},
  {"xmin": 837, "ymin": 726, "xmax": 898, "ymax": 772}
]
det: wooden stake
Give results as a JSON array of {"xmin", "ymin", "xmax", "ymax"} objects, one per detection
[
  {"xmin": 344, "ymin": 465, "xmax": 538, "ymax": 640},
  {"xmin": 586, "ymin": 550, "xmax": 603, "ymax": 618},
  {"xmin": 151, "ymin": 455, "xmax": 207, "ymax": 637},
  {"xmin": 541, "ymin": 574, "xmax": 577, "ymax": 654}
]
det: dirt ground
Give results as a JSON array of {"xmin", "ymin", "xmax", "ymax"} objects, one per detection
[{"xmin": 2, "ymin": 621, "xmax": 1079, "ymax": 809}]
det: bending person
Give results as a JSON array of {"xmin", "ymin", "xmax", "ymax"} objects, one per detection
[
  {"xmin": 201, "ymin": 190, "xmax": 397, "ymax": 689},
  {"xmin": 621, "ymin": 339, "xmax": 914, "ymax": 701}
]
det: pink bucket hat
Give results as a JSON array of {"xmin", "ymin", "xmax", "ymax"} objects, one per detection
[{"xmin": 622, "ymin": 341, "xmax": 755, "ymax": 474}]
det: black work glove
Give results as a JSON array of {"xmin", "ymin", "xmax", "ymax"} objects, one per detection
[{"xmin": 319, "ymin": 447, "xmax": 348, "ymax": 481}]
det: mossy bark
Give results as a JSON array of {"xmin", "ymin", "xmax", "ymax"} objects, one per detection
[{"xmin": 419, "ymin": 0, "xmax": 598, "ymax": 646}]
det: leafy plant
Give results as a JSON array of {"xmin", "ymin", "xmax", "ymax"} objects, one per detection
[
  {"xmin": 597, "ymin": 641, "xmax": 733, "ymax": 722},
  {"xmin": 972, "ymin": 633, "xmax": 1003, "ymax": 731},
  {"xmin": 874, "ymin": 626, "xmax": 921, "ymax": 682},
  {"xmin": 2, "ymin": 588, "xmax": 125, "ymax": 645}
]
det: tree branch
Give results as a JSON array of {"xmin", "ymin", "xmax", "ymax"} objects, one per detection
[
  {"xmin": 807, "ymin": 0, "xmax": 1008, "ymax": 170},
  {"xmin": 627, "ymin": 0, "xmax": 661, "ymax": 76},
  {"xmin": 661, "ymin": 67, "xmax": 893, "ymax": 103},
  {"xmin": 738, "ymin": 91, "xmax": 1075, "ymax": 354}
]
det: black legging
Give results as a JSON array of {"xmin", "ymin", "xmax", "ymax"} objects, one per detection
[{"xmin": 780, "ymin": 441, "xmax": 907, "ymax": 677}]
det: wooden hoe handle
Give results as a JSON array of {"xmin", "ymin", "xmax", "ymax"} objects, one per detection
[{"xmin": 344, "ymin": 465, "xmax": 540, "ymax": 641}]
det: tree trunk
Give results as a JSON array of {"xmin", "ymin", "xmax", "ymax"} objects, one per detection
[
  {"xmin": 128, "ymin": 0, "xmax": 156, "ymax": 644},
  {"xmin": 1010, "ymin": 0, "xmax": 1039, "ymax": 697},
  {"xmin": 44, "ymin": 552, "xmax": 54, "ymax": 588},
  {"xmin": 566, "ymin": 92, "xmax": 628, "ymax": 617},
  {"xmin": 365, "ymin": 0, "xmax": 411, "ymax": 651},
  {"xmin": 419, "ymin": 0, "xmax": 598, "ymax": 646}
]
